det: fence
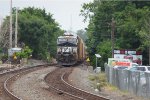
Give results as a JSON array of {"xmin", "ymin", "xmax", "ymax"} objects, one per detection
[{"xmin": 104, "ymin": 63, "xmax": 150, "ymax": 98}]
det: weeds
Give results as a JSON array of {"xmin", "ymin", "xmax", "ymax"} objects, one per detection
[
  {"xmin": 88, "ymin": 72, "xmax": 149, "ymax": 100},
  {"xmin": 88, "ymin": 72, "xmax": 105, "ymax": 90},
  {"xmin": 88, "ymin": 72, "xmax": 116, "ymax": 91}
]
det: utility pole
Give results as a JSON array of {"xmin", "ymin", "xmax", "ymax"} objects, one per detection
[
  {"xmin": 111, "ymin": 18, "xmax": 115, "ymax": 58},
  {"xmin": 149, "ymin": 47, "xmax": 150, "ymax": 65},
  {"xmin": 0, "ymin": 17, "xmax": 2, "ymax": 32},
  {"xmin": 15, "ymin": 8, "xmax": 18, "ymax": 47},
  {"xmin": 9, "ymin": 0, "xmax": 12, "ymax": 48}
]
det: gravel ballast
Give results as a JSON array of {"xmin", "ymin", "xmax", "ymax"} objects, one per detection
[
  {"xmin": 69, "ymin": 66, "xmax": 149, "ymax": 100},
  {"xmin": 10, "ymin": 67, "xmax": 67, "ymax": 100},
  {"xmin": 7, "ymin": 60, "xmax": 149, "ymax": 100}
]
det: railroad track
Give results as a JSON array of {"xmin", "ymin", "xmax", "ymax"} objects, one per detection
[
  {"xmin": 45, "ymin": 67, "xmax": 110, "ymax": 100},
  {"xmin": 1, "ymin": 63, "xmax": 55, "ymax": 100}
]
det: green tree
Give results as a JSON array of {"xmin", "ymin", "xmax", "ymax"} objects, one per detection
[
  {"xmin": 0, "ymin": 16, "xmax": 10, "ymax": 48},
  {"xmin": 18, "ymin": 7, "xmax": 63, "ymax": 59},
  {"xmin": 81, "ymin": 1, "xmax": 150, "ymax": 68},
  {"xmin": 139, "ymin": 17, "xmax": 150, "ymax": 64},
  {"xmin": 1, "ymin": 7, "xmax": 63, "ymax": 60},
  {"xmin": 76, "ymin": 29, "xmax": 88, "ymax": 42}
]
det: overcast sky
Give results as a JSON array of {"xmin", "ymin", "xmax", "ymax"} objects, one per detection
[{"xmin": 0, "ymin": 0, "xmax": 92, "ymax": 32}]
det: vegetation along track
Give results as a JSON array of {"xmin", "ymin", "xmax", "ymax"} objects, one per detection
[
  {"xmin": 45, "ymin": 66, "xmax": 110, "ymax": 100},
  {"xmin": 1, "ymin": 63, "xmax": 55, "ymax": 100}
]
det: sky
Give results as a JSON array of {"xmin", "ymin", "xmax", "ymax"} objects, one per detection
[{"xmin": 0, "ymin": 0, "xmax": 93, "ymax": 32}]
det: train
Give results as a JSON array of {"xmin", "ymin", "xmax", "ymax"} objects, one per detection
[{"xmin": 56, "ymin": 33, "xmax": 86, "ymax": 66}]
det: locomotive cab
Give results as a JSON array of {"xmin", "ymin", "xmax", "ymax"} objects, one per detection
[{"xmin": 56, "ymin": 34, "xmax": 78, "ymax": 65}]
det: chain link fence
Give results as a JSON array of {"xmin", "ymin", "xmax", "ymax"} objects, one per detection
[{"xmin": 105, "ymin": 63, "xmax": 150, "ymax": 99}]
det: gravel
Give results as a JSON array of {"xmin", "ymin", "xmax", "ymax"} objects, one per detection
[
  {"xmin": 10, "ymin": 66, "xmax": 67, "ymax": 100},
  {"xmin": 68, "ymin": 66, "xmax": 149, "ymax": 100},
  {"xmin": 0, "ymin": 59, "xmax": 48, "ymax": 74},
  {"xmin": 68, "ymin": 67, "xmax": 99, "ymax": 94},
  {"xmin": 0, "ymin": 59, "xmax": 49, "ymax": 100},
  {"xmin": 5, "ymin": 60, "xmax": 149, "ymax": 100}
]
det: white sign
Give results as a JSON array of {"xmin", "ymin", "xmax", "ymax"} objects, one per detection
[
  {"xmin": 108, "ymin": 58, "xmax": 131, "ymax": 67},
  {"xmin": 114, "ymin": 50, "xmax": 142, "ymax": 65},
  {"xmin": 8, "ymin": 48, "xmax": 22, "ymax": 56},
  {"xmin": 95, "ymin": 54, "xmax": 101, "ymax": 58}
]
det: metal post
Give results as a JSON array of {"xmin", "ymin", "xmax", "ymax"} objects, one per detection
[
  {"xmin": 0, "ymin": 17, "xmax": 2, "ymax": 32},
  {"xmin": 96, "ymin": 57, "xmax": 97, "ymax": 68},
  {"xmin": 15, "ymin": 8, "xmax": 18, "ymax": 47},
  {"xmin": 111, "ymin": 18, "xmax": 115, "ymax": 58},
  {"xmin": 9, "ymin": 0, "xmax": 12, "ymax": 48},
  {"xmin": 149, "ymin": 47, "xmax": 150, "ymax": 65}
]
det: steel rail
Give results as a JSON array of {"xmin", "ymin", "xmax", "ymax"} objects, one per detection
[
  {"xmin": 3, "ymin": 63, "xmax": 56, "ymax": 100},
  {"xmin": 61, "ymin": 73, "xmax": 110, "ymax": 100},
  {"xmin": 44, "ymin": 67, "xmax": 110, "ymax": 100},
  {"xmin": 44, "ymin": 69, "xmax": 85, "ymax": 100},
  {"xmin": 4, "ymin": 74, "xmax": 22, "ymax": 100}
]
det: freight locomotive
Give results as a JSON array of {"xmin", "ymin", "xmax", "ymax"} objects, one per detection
[{"xmin": 56, "ymin": 33, "xmax": 85, "ymax": 65}]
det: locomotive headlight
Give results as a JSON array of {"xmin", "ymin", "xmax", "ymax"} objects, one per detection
[
  {"xmin": 57, "ymin": 47, "xmax": 62, "ymax": 53},
  {"xmin": 73, "ymin": 47, "xmax": 77, "ymax": 53}
]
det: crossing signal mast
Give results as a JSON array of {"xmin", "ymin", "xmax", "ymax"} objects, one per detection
[
  {"xmin": 9, "ymin": 0, "xmax": 18, "ymax": 48},
  {"xmin": 15, "ymin": 8, "xmax": 18, "ymax": 47},
  {"xmin": 8, "ymin": 1, "xmax": 21, "ymax": 58},
  {"xmin": 9, "ymin": 0, "xmax": 12, "ymax": 49}
]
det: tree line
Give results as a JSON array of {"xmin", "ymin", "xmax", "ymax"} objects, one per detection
[
  {"xmin": 0, "ymin": 1, "xmax": 150, "ymax": 67},
  {"xmin": 0, "ymin": 7, "xmax": 64, "ymax": 61},
  {"xmin": 80, "ymin": 1, "xmax": 150, "ymax": 69}
]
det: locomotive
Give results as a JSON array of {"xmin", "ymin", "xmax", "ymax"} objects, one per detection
[{"xmin": 56, "ymin": 33, "xmax": 85, "ymax": 65}]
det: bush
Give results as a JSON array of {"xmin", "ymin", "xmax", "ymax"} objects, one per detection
[
  {"xmin": 1, "ymin": 54, "xmax": 8, "ymax": 63},
  {"xmin": 16, "ymin": 46, "xmax": 32, "ymax": 59}
]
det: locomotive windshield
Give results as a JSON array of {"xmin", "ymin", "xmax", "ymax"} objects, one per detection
[
  {"xmin": 57, "ymin": 38, "xmax": 77, "ymax": 45},
  {"xmin": 58, "ymin": 38, "xmax": 67, "ymax": 42},
  {"xmin": 67, "ymin": 38, "xmax": 77, "ymax": 43}
]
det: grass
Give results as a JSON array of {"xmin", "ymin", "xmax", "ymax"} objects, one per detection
[
  {"xmin": 88, "ymin": 72, "xmax": 112, "ymax": 91},
  {"xmin": 88, "ymin": 72, "xmax": 149, "ymax": 100},
  {"xmin": 88, "ymin": 72, "xmax": 124, "ymax": 91}
]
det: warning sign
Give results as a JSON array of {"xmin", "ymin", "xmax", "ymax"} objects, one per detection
[{"xmin": 86, "ymin": 58, "xmax": 90, "ymax": 62}]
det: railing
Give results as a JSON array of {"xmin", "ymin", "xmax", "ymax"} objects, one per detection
[{"xmin": 104, "ymin": 63, "xmax": 150, "ymax": 99}]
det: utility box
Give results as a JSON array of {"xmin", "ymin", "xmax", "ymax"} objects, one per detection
[
  {"xmin": 8, "ymin": 47, "xmax": 22, "ymax": 56},
  {"xmin": 95, "ymin": 67, "xmax": 101, "ymax": 73}
]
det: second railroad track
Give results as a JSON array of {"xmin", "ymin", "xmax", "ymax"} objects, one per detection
[{"xmin": 45, "ymin": 67, "xmax": 110, "ymax": 100}]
